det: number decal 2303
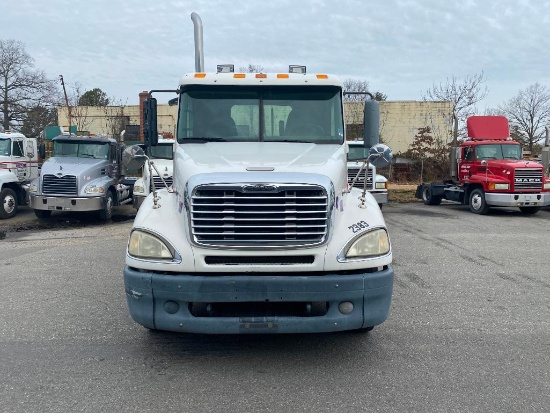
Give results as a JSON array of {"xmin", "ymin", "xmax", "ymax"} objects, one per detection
[{"xmin": 348, "ymin": 220, "xmax": 369, "ymax": 233}]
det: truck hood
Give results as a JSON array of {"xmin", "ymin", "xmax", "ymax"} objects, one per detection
[
  {"xmin": 178, "ymin": 142, "xmax": 345, "ymax": 172},
  {"xmin": 482, "ymin": 159, "xmax": 544, "ymax": 173},
  {"xmin": 41, "ymin": 157, "xmax": 109, "ymax": 176}
]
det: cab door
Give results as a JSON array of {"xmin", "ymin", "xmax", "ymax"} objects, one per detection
[
  {"xmin": 11, "ymin": 139, "xmax": 30, "ymax": 181},
  {"xmin": 458, "ymin": 145, "xmax": 474, "ymax": 182}
]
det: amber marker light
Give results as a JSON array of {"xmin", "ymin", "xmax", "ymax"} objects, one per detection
[{"xmin": 194, "ymin": 73, "xmax": 206, "ymax": 78}]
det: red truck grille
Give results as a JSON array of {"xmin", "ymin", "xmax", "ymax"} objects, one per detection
[{"xmin": 514, "ymin": 168, "xmax": 542, "ymax": 191}]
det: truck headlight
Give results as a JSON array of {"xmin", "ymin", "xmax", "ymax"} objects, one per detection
[
  {"xmin": 29, "ymin": 183, "xmax": 38, "ymax": 192},
  {"xmin": 544, "ymin": 182, "xmax": 550, "ymax": 190},
  {"xmin": 375, "ymin": 182, "xmax": 387, "ymax": 190},
  {"xmin": 345, "ymin": 229, "xmax": 390, "ymax": 258},
  {"xmin": 133, "ymin": 185, "xmax": 144, "ymax": 193},
  {"xmin": 128, "ymin": 230, "xmax": 174, "ymax": 260},
  {"xmin": 491, "ymin": 183, "xmax": 509, "ymax": 190},
  {"xmin": 84, "ymin": 185, "xmax": 105, "ymax": 194}
]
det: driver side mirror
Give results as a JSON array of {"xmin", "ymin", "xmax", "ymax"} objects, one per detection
[{"xmin": 143, "ymin": 97, "xmax": 159, "ymax": 147}]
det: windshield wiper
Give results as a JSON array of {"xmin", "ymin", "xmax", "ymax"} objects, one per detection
[
  {"xmin": 268, "ymin": 139, "xmax": 314, "ymax": 143},
  {"xmin": 182, "ymin": 137, "xmax": 227, "ymax": 143}
]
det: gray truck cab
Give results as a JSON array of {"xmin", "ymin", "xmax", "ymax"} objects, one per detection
[{"xmin": 29, "ymin": 135, "xmax": 132, "ymax": 219}]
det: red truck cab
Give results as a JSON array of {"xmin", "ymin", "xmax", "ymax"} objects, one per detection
[{"xmin": 417, "ymin": 116, "xmax": 550, "ymax": 214}]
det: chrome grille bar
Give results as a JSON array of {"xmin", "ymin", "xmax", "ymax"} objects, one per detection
[
  {"xmin": 190, "ymin": 184, "xmax": 330, "ymax": 247},
  {"xmin": 514, "ymin": 168, "xmax": 542, "ymax": 191},
  {"xmin": 42, "ymin": 174, "xmax": 77, "ymax": 195},
  {"xmin": 347, "ymin": 167, "xmax": 374, "ymax": 189}
]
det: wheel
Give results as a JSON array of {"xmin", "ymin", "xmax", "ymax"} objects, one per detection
[
  {"xmin": 469, "ymin": 188, "xmax": 490, "ymax": 214},
  {"xmin": 99, "ymin": 191, "xmax": 114, "ymax": 220},
  {"xmin": 0, "ymin": 188, "xmax": 18, "ymax": 219},
  {"xmin": 421, "ymin": 185, "xmax": 442, "ymax": 205},
  {"xmin": 519, "ymin": 206, "xmax": 540, "ymax": 215},
  {"xmin": 34, "ymin": 209, "xmax": 52, "ymax": 219}
]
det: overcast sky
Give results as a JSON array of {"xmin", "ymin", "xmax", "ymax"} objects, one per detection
[{"xmin": 6, "ymin": 0, "xmax": 550, "ymax": 110}]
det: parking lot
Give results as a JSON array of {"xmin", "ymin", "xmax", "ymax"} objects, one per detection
[{"xmin": 1, "ymin": 201, "xmax": 549, "ymax": 412}]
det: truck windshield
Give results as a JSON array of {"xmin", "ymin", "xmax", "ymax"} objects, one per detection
[
  {"xmin": 0, "ymin": 138, "xmax": 10, "ymax": 156},
  {"xmin": 475, "ymin": 144, "xmax": 522, "ymax": 160},
  {"xmin": 53, "ymin": 141, "xmax": 110, "ymax": 159},
  {"xmin": 148, "ymin": 143, "xmax": 173, "ymax": 159},
  {"xmin": 178, "ymin": 85, "xmax": 344, "ymax": 144},
  {"xmin": 348, "ymin": 144, "xmax": 368, "ymax": 161}
]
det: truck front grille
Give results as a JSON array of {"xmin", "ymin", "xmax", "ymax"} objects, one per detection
[
  {"xmin": 42, "ymin": 174, "xmax": 77, "ymax": 195},
  {"xmin": 514, "ymin": 168, "xmax": 542, "ymax": 191},
  {"xmin": 348, "ymin": 167, "xmax": 374, "ymax": 190},
  {"xmin": 190, "ymin": 184, "xmax": 330, "ymax": 247},
  {"xmin": 151, "ymin": 176, "xmax": 173, "ymax": 190}
]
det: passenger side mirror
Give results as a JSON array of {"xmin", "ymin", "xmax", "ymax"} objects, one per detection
[
  {"xmin": 38, "ymin": 142, "xmax": 46, "ymax": 160},
  {"xmin": 368, "ymin": 144, "xmax": 393, "ymax": 168}
]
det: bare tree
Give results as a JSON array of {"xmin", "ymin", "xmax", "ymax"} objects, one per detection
[
  {"xmin": 497, "ymin": 83, "xmax": 550, "ymax": 153},
  {"xmin": 239, "ymin": 64, "xmax": 264, "ymax": 73},
  {"xmin": 342, "ymin": 78, "xmax": 387, "ymax": 102},
  {"xmin": 423, "ymin": 72, "xmax": 488, "ymax": 143},
  {"xmin": 0, "ymin": 39, "xmax": 58, "ymax": 131}
]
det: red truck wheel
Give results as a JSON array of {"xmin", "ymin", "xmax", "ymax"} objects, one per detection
[
  {"xmin": 469, "ymin": 188, "xmax": 490, "ymax": 214},
  {"xmin": 421, "ymin": 185, "xmax": 442, "ymax": 205}
]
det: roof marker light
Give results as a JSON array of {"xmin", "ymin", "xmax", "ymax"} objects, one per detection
[
  {"xmin": 234, "ymin": 73, "xmax": 246, "ymax": 78},
  {"xmin": 217, "ymin": 64, "xmax": 234, "ymax": 73},
  {"xmin": 194, "ymin": 73, "xmax": 206, "ymax": 78},
  {"xmin": 316, "ymin": 74, "xmax": 328, "ymax": 79},
  {"xmin": 289, "ymin": 65, "xmax": 306, "ymax": 74},
  {"xmin": 255, "ymin": 73, "xmax": 267, "ymax": 78},
  {"xmin": 277, "ymin": 74, "xmax": 289, "ymax": 79}
]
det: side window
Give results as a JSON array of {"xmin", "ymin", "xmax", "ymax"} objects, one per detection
[
  {"xmin": 12, "ymin": 140, "xmax": 24, "ymax": 157},
  {"xmin": 463, "ymin": 146, "xmax": 473, "ymax": 161}
]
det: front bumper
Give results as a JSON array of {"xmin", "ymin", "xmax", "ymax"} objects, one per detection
[
  {"xmin": 124, "ymin": 266, "xmax": 394, "ymax": 334},
  {"xmin": 484, "ymin": 192, "xmax": 550, "ymax": 207},
  {"xmin": 29, "ymin": 194, "xmax": 104, "ymax": 212}
]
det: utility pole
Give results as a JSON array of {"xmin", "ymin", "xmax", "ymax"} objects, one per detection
[{"xmin": 59, "ymin": 75, "xmax": 72, "ymax": 132}]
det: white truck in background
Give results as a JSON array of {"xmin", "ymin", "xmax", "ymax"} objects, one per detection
[
  {"xmin": 347, "ymin": 140, "xmax": 389, "ymax": 208},
  {"xmin": 0, "ymin": 131, "xmax": 40, "ymax": 219},
  {"xmin": 122, "ymin": 12, "xmax": 394, "ymax": 335},
  {"xmin": 29, "ymin": 135, "xmax": 133, "ymax": 219},
  {"xmin": 132, "ymin": 136, "xmax": 174, "ymax": 210}
]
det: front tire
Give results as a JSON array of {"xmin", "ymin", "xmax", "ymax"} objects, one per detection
[
  {"xmin": 0, "ymin": 188, "xmax": 18, "ymax": 219},
  {"xmin": 421, "ymin": 185, "xmax": 442, "ymax": 205},
  {"xmin": 519, "ymin": 206, "xmax": 540, "ymax": 215},
  {"xmin": 99, "ymin": 191, "xmax": 114, "ymax": 220},
  {"xmin": 469, "ymin": 188, "xmax": 490, "ymax": 214}
]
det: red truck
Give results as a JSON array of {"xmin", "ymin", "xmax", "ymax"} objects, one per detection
[{"xmin": 416, "ymin": 115, "xmax": 550, "ymax": 214}]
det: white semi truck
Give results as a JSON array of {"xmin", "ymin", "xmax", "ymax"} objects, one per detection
[
  {"xmin": 122, "ymin": 13, "xmax": 394, "ymax": 334},
  {"xmin": 29, "ymin": 135, "xmax": 133, "ymax": 219},
  {"xmin": 0, "ymin": 131, "xmax": 40, "ymax": 219}
]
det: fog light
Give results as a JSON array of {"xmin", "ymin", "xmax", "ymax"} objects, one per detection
[
  {"xmin": 164, "ymin": 300, "xmax": 180, "ymax": 314},
  {"xmin": 338, "ymin": 301, "xmax": 354, "ymax": 314}
]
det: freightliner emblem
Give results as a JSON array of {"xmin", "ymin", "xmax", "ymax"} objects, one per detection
[{"xmin": 241, "ymin": 184, "xmax": 278, "ymax": 193}]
